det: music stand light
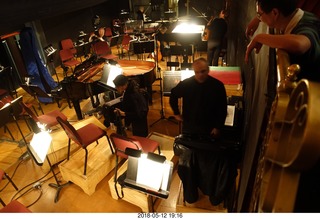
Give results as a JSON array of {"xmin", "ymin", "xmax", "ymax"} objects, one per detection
[
  {"xmin": 28, "ymin": 125, "xmax": 70, "ymax": 203},
  {"xmin": 123, "ymin": 148, "xmax": 173, "ymax": 199}
]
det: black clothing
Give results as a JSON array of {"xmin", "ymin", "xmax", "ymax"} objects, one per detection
[
  {"xmin": 136, "ymin": 10, "xmax": 144, "ymax": 21},
  {"xmin": 175, "ymin": 143, "xmax": 238, "ymax": 205},
  {"xmin": 290, "ymin": 11, "xmax": 320, "ymax": 81},
  {"xmin": 170, "ymin": 76, "xmax": 227, "ymax": 135},
  {"xmin": 122, "ymin": 80, "xmax": 149, "ymax": 137},
  {"xmin": 207, "ymin": 18, "xmax": 228, "ymax": 66}
]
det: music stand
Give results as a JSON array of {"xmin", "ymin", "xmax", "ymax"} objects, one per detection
[
  {"xmin": 28, "ymin": 124, "xmax": 70, "ymax": 203},
  {"xmin": 122, "ymin": 148, "xmax": 173, "ymax": 210},
  {"xmin": 133, "ymin": 41, "xmax": 154, "ymax": 60},
  {"xmin": 43, "ymin": 44, "xmax": 59, "ymax": 82},
  {"xmin": 150, "ymin": 69, "xmax": 178, "ymax": 127}
]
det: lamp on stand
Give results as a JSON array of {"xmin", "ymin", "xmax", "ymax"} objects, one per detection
[{"xmin": 27, "ymin": 120, "xmax": 70, "ymax": 203}]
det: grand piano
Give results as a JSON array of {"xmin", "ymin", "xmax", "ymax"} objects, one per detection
[{"xmin": 52, "ymin": 56, "xmax": 156, "ymax": 120}]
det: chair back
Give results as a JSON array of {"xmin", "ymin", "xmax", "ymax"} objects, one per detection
[
  {"xmin": 110, "ymin": 133, "xmax": 142, "ymax": 159},
  {"xmin": 122, "ymin": 34, "xmax": 132, "ymax": 45},
  {"xmin": 104, "ymin": 27, "xmax": 113, "ymax": 37},
  {"xmin": 9, "ymin": 96, "xmax": 23, "ymax": 118},
  {"xmin": 92, "ymin": 41, "xmax": 111, "ymax": 56},
  {"xmin": 61, "ymin": 39, "xmax": 77, "ymax": 54},
  {"xmin": 20, "ymin": 101, "xmax": 39, "ymax": 122},
  {"xmin": 56, "ymin": 116, "xmax": 83, "ymax": 146},
  {"xmin": 59, "ymin": 49, "xmax": 75, "ymax": 63}
]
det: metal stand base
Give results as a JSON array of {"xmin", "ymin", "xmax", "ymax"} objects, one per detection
[
  {"xmin": 49, "ymin": 181, "xmax": 71, "ymax": 203},
  {"xmin": 47, "ymin": 156, "xmax": 71, "ymax": 203}
]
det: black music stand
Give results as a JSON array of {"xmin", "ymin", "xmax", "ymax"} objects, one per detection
[
  {"xmin": 169, "ymin": 45, "xmax": 193, "ymax": 64},
  {"xmin": 44, "ymin": 44, "xmax": 59, "ymax": 82},
  {"xmin": 150, "ymin": 69, "xmax": 178, "ymax": 127},
  {"xmin": 28, "ymin": 123, "xmax": 71, "ymax": 203},
  {"xmin": 133, "ymin": 41, "xmax": 154, "ymax": 60}
]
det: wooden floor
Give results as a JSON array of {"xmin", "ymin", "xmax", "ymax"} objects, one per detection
[{"xmin": 0, "ymin": 51, "xmax": 229, "ymax": 213}]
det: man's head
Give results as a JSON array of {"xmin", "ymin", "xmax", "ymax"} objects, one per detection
[
  {"xmin": 98, "ymin": 27, "xmax": 105, "ymax": 37},
  {"xmin": 256, "ymin": 0, "xmax": 297, "ymax": 28},
  {"xmin": 219, "ymin": 10, "xmax": 226, "ymax": 19},
  {"xmin": 256, "ymin": 0, "xmax": 297, "ymax": 17},
  {"xmin": 192, "ymin": 58, "xmax": 210, "ymax": 83},
  {"xmin": 113, "ymin": 75, "xmax": 128, "ymax": 94}
]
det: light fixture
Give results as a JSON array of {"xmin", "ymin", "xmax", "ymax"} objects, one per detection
[
  {"xmin": 29, "ymin": 130, "xmax": 52, "ymax": 165},
  {"xmin": 28, "ymin": 124, "xmax": 70, "ymax": 203},
  {"xmin": 172, "ymin": 22, "xmax": 205, "ymax": 34},
  {"xmin": 123, "ymin": 148, "xmax": 173, "ymax": 199}
]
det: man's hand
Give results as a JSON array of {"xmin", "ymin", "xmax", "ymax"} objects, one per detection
[
  {"xmin": 114, "ymin": 108, "xmax": 125, "ymax": 117},
  {"xmin": 245, "ymin": 17, "xmax": 260, "ymax": 38},
  {"xmin": 173, "ymin": 114, "xmax": 183, "ymax": 122},
  {"xmin": 210, "ymin": 128, "xmax": 221, "ymax": 138},
  {"xmin": 245, "ymin": 35, "xmax": 263, "ymax": 63}
]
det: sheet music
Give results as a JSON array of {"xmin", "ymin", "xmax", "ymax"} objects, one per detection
[
  {"xmin": 225, "ymin": 105, "xmax": 235, "ymax": 126},
  {"xmin": 136, "ymin": 156, "xmax": 164, "ymax": 191}
]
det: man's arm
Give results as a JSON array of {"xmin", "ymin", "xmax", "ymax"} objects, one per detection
[
  {"xmin": 245, "ymin": 33, "xmax": 311, "ymax": 63},
  {"xmin": 169, "ymin": 83, "xmax": 183, "ymax": 116}
]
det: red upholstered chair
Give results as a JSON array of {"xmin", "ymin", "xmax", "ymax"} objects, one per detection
[
  {"xmin": 104, "ymin": 27, "xmax": 113, "ymax": 38},
  {"xmin": 0, "ymin": 200, "xmax": 31, "ymax": 212},
  {"xmin": 20, "ymin": 101, "xmax": 68, "ymax": 130},
  {"xmin": 61, "ymin": 39, "xmax": 77, "ymax": 56},
  {"xmin": 120, "ymin": 34, "xmax": 133, "ymax": 60},
  {"xmin": 56, "ymin": 116, "xmax": 114, "ymax": 175},
  {"xmin": 59, "ymin": 49, "xmax": 81, "ymax": 76},
  {"xmin": 92, "ymin": 41, "xmax": 118, "ymax": 61}
]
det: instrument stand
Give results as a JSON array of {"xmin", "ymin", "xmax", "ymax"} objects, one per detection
[
  {"xmin": 46, "ymin": 156, "xmax": 71, "ymax": 203},
  {"xmin": 150, "ymin": 69, "xmax": 177, "ymax": 127}
]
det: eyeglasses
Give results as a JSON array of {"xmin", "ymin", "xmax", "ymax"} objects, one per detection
[{"xmin": 256, "ymin": 11, "xmax": 264, "ymax": 19}]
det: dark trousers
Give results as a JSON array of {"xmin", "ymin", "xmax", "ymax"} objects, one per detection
[{"xmin": 207, "ymin": 40, "xmax": 222, "ymax": 66}]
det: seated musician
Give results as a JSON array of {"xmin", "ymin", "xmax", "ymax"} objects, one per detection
[
  {"xmin": 89, "ymin": 27, "xmax": 109, "ymax": 44},
  {"xmin": 103, "ymin": 75, "xmax": 149, "ymax": 137}
]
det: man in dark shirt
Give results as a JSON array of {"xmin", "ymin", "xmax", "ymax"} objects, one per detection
[
  {"xmin": 169, "ymin": 57, "xmax": 227, "ymax": 138},
  {"xmin": 206, "ymin": 10, "xmax": 228, "ymax": 66}
]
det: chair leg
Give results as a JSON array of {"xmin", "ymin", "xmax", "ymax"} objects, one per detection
[
  {"xmin": 84, "ymin": 148, "xmax": 88, "ymax": 175},
  {"xmin": 106, "ymin": 135, "xmax": 114, "ymax": 154},
  {"xmin": 4, "ymin": 125, "xmax": 15, "ymax": 140},
  {"xmin": 157, "ymin": 146, "xmax": 161, "ymax": 155},
  {"xmin": 4, "ymin": 172, "xmax": 18, "ymax": 190},
  {"xmin": 0, "ymin": 198, "xmax": 6, "ymax": 207},
  {"xmin": 67, "ymin": 138, "xmax": 71, "ymax": 160}
]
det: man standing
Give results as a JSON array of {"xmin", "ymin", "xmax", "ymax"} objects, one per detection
[
  {"xmin": 206, "ymin": 10, "xmax": 228, "ymax": 66},
  {"xmin": 170, "ymin": 57, "xmax": 227, "ymax": 138}
]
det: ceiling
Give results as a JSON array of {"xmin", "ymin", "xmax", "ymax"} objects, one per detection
[{"xmin": 0, "ymin": 0, "xmax": 109, "ymax": 36}]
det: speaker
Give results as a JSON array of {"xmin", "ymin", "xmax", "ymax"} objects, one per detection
[{"xmin": 162, "ymin": 71, "xmax": 181, "ymax": 96}]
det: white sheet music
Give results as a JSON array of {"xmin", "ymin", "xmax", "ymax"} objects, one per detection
[
  {"xmin": 225, "ymin": 105, "xmax": 235, "ymax": 126},
  {"xmin": 136, "ymin": 155, "xmax": 164, "ymax": 191}
]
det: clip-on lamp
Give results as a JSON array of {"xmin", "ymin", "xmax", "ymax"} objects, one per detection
[
  {"xmin": 28, "ymin": 120, "xmax": 70, "ymax": 203},
  {"xmin": 123, "ymin": 148, "xmax": 173, "ymax": 199}
]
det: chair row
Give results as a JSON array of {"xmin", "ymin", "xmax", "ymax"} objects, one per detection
[{"xmin": 59, "ymin": 33, "xmax": 135, "ymax": 77}]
